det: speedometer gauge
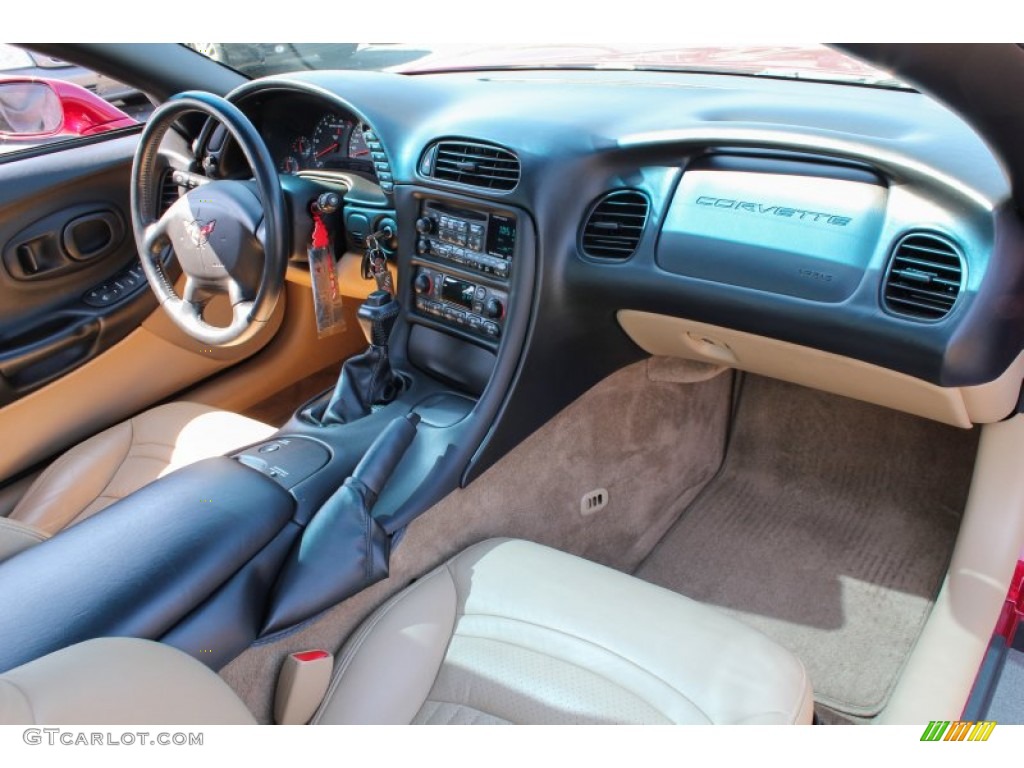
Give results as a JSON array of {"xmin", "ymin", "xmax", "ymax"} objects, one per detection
[{"xmin": 311, "ymin": 114, "xmax": 348, "ymax": 168}]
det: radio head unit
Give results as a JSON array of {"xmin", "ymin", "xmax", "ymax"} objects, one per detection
[{"xmin": 416, "ymin": 201, "xmax": 517, "ymax": 279}]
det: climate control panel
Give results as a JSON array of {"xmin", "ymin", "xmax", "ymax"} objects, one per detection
[{"xmin": 412, "ymin": 266, "xmax": 507, "ymax": 341}]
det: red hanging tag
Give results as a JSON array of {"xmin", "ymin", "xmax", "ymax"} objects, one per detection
[{"xmin": 308, "ymin": 211, "xmax": 345, "ymax": 338}]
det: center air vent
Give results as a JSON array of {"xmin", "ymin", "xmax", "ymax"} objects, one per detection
[
  {"xmin": 420, "ymin": 140, "xmax": 520, "ymax": 191},
  {"xmin": 882, "ymin": 232, "xmax": 964, "ymax": 320},
  {"xmin": 580, "ymin": 190, "xmax": 649, "ymax": 260}
]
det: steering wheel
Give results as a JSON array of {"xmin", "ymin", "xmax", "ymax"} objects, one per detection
[{"xmin": 130, "ymin": 91, "xmax": 288, "ymax": 347}]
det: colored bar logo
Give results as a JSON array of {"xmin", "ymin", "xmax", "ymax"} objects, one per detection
[{"xmin": 921, "ymin": 721, "xmax": 996, "ymax": 741}]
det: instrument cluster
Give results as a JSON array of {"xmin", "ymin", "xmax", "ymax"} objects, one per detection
[{"xmin": 275, "ymin": 112, "xmax": 380, "ymax": 178}]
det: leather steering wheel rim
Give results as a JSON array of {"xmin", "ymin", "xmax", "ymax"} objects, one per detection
[{"xmin": 129, "ymin": 91, "xmax": 288, "ymax": 347}]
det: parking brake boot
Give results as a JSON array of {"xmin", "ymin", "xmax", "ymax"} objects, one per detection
[{"xmin": 262, "ymin": 413, "xmax": 421, "ymax": 634}]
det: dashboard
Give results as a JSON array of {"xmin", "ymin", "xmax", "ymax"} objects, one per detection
[{"xmin": 222, "ymin": 67, "xmax": 1024, "ymax": 466}]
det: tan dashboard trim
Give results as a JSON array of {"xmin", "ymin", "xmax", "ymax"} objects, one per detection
[
  {"xmin": 617, "ymin": 310, "xmax": 1023, "ymax": 428},
  {"xmin": 879, "ymin": 414, "xmax": 1024, "ymax": 722}
]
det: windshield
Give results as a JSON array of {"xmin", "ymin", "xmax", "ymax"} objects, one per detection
[{"xmin": 184, "ymin": 43, "xmax": 907, "ymax": 89}]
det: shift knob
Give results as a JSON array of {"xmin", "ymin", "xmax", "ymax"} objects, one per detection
[{"xmin": 358, "ymin": 290, "xmax": 400, "ymax": 346}]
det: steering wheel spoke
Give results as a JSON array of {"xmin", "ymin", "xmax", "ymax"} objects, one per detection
[{"xmin": 142, "ymin": 220, "xmax": 171, "ymax": 257}]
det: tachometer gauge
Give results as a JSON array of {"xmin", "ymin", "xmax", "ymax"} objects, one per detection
[
  {"xmin": 347, "ymin": 125, "xmax": 371, "ymax": 161},
  {"xmin": 311, "ymin": 114, "xmax": 348, "ymax": 168}
]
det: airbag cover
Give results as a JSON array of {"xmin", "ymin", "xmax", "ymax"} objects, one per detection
[{"xmin": 657, "ymin": 168, "xmax": 887, "ymax": 302}]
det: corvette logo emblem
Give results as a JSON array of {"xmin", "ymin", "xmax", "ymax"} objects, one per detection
[{"xmin": 185, "ymin": 218, "xmax": 217, "ymax": 248}]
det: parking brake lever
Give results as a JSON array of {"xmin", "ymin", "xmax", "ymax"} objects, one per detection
[
  {"xmin": 262, "ymin": 413, "xmax": 421, "ymax": 634},
  {"xmin": 351, "ymin": 412, "xmax": 420, "ymax": 506}
]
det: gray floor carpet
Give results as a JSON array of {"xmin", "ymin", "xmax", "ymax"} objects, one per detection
[{"xmin": 635, "ymin": 375, "xmax": 979, "ymax": 720}]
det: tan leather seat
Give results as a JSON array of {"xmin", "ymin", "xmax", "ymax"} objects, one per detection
[
  {"xmin": 7, "ymin": 402, "xmax": 276, "ymax": 537},
  {"xmin": 0, "ymin": 539, "xmax": 814, "ymax": 725}
]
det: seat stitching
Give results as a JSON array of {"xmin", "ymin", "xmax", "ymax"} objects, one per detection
[
  {"xmin": 2, "ymin": 678, "xmax": 39, "ymax": 723},
  {"xmin": 0, "ymin": 519, "xmax": 49, "ymax": 543},
  {"xmin": 66, "ymin": 419, "xmax": 137, "ymax": 529},
  {"xmin": 453, "ymin": 615, "xmax": 720, "ymax": 723},
  {"xmin": 311, "ymin": 565, "xmax": 453, "ymax": 724},
  {"xmin": 421, "ymin": 696, "xmax": 513, "ymax": 724}
]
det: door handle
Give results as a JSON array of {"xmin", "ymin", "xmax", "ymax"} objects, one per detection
[
  {"xmin": 62, "ymin": 211, "xmax": 124, "ymax": 262},
  {"xmin": 2, "ymin": 205, "xmax": 126, "ymax": 280}
]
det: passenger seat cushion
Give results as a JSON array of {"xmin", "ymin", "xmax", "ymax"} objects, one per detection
[
  {"xmin": 315, "ymin": 538, "xmax": 814, "ymax": 725},
  {"xmin": 0, "ymin": 638, "xmax": 255, "ymax": 724},
  {"xmin": 9, "ymin": 402, "xmax": 277, "ymax": 535}
]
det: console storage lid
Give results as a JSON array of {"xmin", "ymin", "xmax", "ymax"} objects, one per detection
[{"xmin": 0, "ymin": 457, "xmax": 294, "ymax": 673}]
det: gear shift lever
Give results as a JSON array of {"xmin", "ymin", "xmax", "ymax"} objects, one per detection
[{"xmin": 320, "ymin": 290, "xmax": 403, "ymax": 425}]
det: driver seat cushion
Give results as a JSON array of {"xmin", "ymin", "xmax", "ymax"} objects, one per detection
[
  {"xmin": 313, "ymin": 538, "xmax": 815, "ymax": 725},
  {"xmin": 8, "ymin": 402, "xmax": 277, "ymax": 536}
]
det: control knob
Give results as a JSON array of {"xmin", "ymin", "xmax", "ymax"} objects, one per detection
[
  {"xmin": 414, "ymin": 273, "xmax": 433, "ymax": 295},
  {"xmin": 417, "ymin": 238, "xmax": 431, "ymax": 255},
  {"xmin": 484, "ymin": 297, "xmax": 504, "ymax": 320},
  {"xmin": 415, "ymin": 216, "xmax": 434, "ymax": 235}
]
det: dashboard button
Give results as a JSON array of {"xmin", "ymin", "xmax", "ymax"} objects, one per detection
[{"xmin": 483, "ymin": 321, "xmax": 501, "ymax": 338}]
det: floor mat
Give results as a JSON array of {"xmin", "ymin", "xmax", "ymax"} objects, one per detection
[{"xmin": 634, "ymin": 375, "xmax": 979, "ymax": 719}]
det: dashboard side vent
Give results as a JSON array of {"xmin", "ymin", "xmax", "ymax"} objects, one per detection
[
  {"xmin": 158, "ymin": 169, "xmax": 182, "ymax": 216},
  {"xmin": 422, "ymin": 140, "xmax": 520, "ymax": 191},
  {"xmin": 580, "ymin": 190, "xmax": 650, "ymax": 260},
  {"xmin": 882, "ymin": 232, "xmax": 964, "ymax": 320}
]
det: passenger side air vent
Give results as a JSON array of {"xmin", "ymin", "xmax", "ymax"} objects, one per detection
[
  {"xmin": 882, "ymin": 232, "xmax": 964, "ymax": 320},
  {"xmin": 580, "ymin": 190, "xmax": 650, "ymax": 260},
  {"xmin": 420, "ymin": 140, "xmax": 520, "ymax": 191},
  {"xmin": 158, "ymin": 169, "xmax": 182, "ymax": 216}
]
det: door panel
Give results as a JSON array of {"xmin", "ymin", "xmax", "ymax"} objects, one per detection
[{"xmin": 0, "ymin": 135, "xmax": 155, "ymax": 403}]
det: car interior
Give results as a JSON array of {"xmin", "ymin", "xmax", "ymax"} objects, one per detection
[{"xmin": 1, "ymin": 42, "xmax": 1024, "ymax": 727}]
